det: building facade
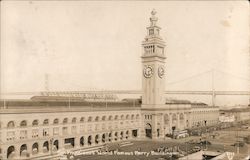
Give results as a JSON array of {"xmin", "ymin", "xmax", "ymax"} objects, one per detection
[
  {"xmin": 0, "ymin": 106, "xmax": 141, "ymax": 159},
  {"xmin": 220, "ymin": 108, "xmax": 250, "ymax": 123},
  {"xmin": 0, "ymin": 10, "xmax": 219, "ymax": 159}
]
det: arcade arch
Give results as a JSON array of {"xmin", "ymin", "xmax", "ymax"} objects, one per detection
[{"xmin": 145, "ymin": 123, "xmax": 152, "ymax": 138}]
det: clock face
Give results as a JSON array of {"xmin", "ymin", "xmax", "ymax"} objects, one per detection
[
  {"xmin": 158, "ymin": 66, "xmax": 165, "ymax": 78},
  {"xmin": 143, "ymin": 65, "xmax": 153, "ymax": 78}
]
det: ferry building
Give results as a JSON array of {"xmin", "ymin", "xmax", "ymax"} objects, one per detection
[{"xmin": 0, "ymin": 10, "xmax": 219, "ymax": 159}]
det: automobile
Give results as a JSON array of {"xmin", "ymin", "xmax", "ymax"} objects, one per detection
[
  {"xmin": 200, "ymin": 140, "xmax": 212, "ymax": 145},
  {"xmin": 231, "ymin": 141, "xmax": 245, "ymax": 147},
  {"xmin": 192, "ymin": 146, "xmax": 201, "ymax": 152},
  {"xmin": 241, "ymin": 125, "xmax": 249, "ymax": 129},
  {"xmin": 187, "ymin": 140, "xmax": 195, "ymax": 144},
  {"xmin": 243, "ymin": 136, "xmax": 250, "ymax": 144}
]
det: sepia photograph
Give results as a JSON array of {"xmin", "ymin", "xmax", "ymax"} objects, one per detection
[{"xmin": 0, "ymin": 1, "xmax": 249, "ymax": 160}]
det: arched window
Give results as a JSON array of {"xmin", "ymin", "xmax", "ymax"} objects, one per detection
[
  {"xmin": 32, "ymin": 142, "xmax": 38, "ymax": 153},
  {"xmin": 54, "ymin": 140, "xmax": 59, "ymax": 150},
  {"xmin": 63, "ymin": 118, "xmax": 68, "ymax": 124},
  {"xmin": 20, "ymin": 120, "xmax": 27, "ymax": 127},
  {"xmin": 20, "ymin": 144, "xmax": 27, "ymax": 156},
  {"xmin": 43, "ymin": 119, "xmax": 49, "ymax": 125},
  {"xmin": 131, "ymin": 114, "xmax": 135, "ymax": 120},
  {"xmin": 108, "ymin": 116, "xmax": 112, "ymax": 120},
  {"xmin": 43, "ymin": 141, "xmax": 49, "ymax": 151},
  {"xmin": 126, "ymin": 115, "xmax": 129, "ymax": 120},
  {"xmin": 172, "ymin": 114, "xmax": 177, "ymax": 121},
  {"xmin": 164, "ymin": 114, "xmax": 169, "ymax": 125},
  {"xmin": 88, "ymin": 136, "xmax": 92, "ymax": 145},
  {"xmin": 172, "ymin": 114, "xmax": 177, "ymax": 125},
  {"xmin": 80, "ymin": 117, "xmax": 84, "ymax": 123},
  {"xmin": 88, "ymin": 116, "xmax": 92, "ymax": 122},
  {"xmin": 180, "ymin": 113, "xmax": 184, "ymax": 121},
  {"xmin": 120, "ymin": 115, "xmax": 124, "ymax": 120},
  {"xmin": 32, "ymin": 120, "xmax": 39, "ymax": 126},
  {"xmin": 80, "ymin": 137, "xmax": 84, "ymax": 146},
  {"xmin": 72, "ymin": 117, "xmax": 77, "ymax": 123},
  {"xmin": 114, "ymin": 115, "xmax": 118, "ymax": 120},
  {"xmin": 7, "ymin": 146, "xmax": 15, "ymax": 158},
  {"xmin": 7, "ymin": 121, "xmax": 15, "ymax": 128},
  {"xmin": 53, "ymin": 119, "xmax": 59, "ymax": 124},
  {"xmin": 101, "ymin": 116, "xmax": 106, "ymax": 121},
  {"xmin": 95, "ymin": 116, "xmax": 99, "ymax": 122}
]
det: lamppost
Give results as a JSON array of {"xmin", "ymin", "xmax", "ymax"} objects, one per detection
[
  {"xmin": 50, "ymin": 138, "xmax": 54, "ymax": 155},
  {"xmin": 164, "ymin": 127, "xmax": 166, "ymax": 140},
  {"xmin": 172, "ymin": 126, "xmax": 176, "ymax": 139},
  {"xmin": 185, "ymin": 132, "xmax": 188, "ymax": 160},
  {"xmin": 204, "ymin": 120, "xmax": 207, "ymax": 150}
]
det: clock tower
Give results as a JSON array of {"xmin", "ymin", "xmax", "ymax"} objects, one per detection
[{"xmin": 141, "ymin": 9, "xmax": 166, "ymax": 108}]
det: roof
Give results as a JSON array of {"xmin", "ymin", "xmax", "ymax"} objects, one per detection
[
  {"xmin": 220, "ymin": 107, "xmax": 250, "ymax": 112},
  {"xmin": 165, "ymin": 99, "xmax": 191, "ymax": 104},
  {"xmin": 0, "ymin": 96, "xmax": 212, "ymax": 112},
  {"xmin": 0, "ymin": 98, "xmax": 141, "ymax": 110}
]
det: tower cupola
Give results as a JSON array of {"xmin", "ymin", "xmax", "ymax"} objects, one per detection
[{"xmin": 142, "ymin": 9, "xmax": 165, "ymax": 58}]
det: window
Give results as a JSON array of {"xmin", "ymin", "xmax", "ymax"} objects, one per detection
[
  {"xmin": 43, "ymin": 119, "xmax": 49, "ymax": 125},
  {"xmin": 95, "ymin": 124, "xmax": 99, "ymax": 131},
  {"xmin": 6, "ymin": 131, "xmax": 15, "ymax": 141},
  {"xmin": 7, "ymin": 121, "xmax": 15, "ymax": 128},
  {"xmin": 20, "ymin": 120, "xmax": 27, "ymax": 127},
  {"xmin": 108, "ymin": 116, "xmax": 112, "ymax": 121},
  {"xmin": 53, "ymin": 127, "xmax": 59, "ymax": 136},
  {"xmin": 126, "ymin": 115, "xmax": 129, "ymax": 120},
  {"xmin": 156, "ymin": 29, "xmax": 159, "ymax": 35},
  {"xmin": 53, "ymin": 119, "xmax": 59, "ymax": 124},
  {"xmin": 72, "ymin": 117, "xmax": 77, "ymax": 123},
  {"xmin": 62, "ymin": 127, "xmax": 68, "ymax": 135},
  {"xmin": 20, "ymin": 130, "xmax": 27, "ymax": 139},
  {"xmin": 43, "ymin": 128, "xmax": 49, "ymax": 136},
  {"xmin": 120, "ymin": 115, "xmax": 124, "ymax": 120},
  {"xmin": 164, "ymin": 114, "xmax": 169, "ymax": 125},
  {"xmin": 95, "ymin": 116, "xmax": 99, "ymax": 122},
  {"xmin": 131, "ymin": 115, "xmax": 135, "ymax": 120},
  {"xmin": 71, "ymin": 126, "xmax": 77, "ymax": 134},
  {"xmin": 149, "ymin": 29, "xmax": 154, "ymax": 35},
  {"xmin": 32, "ymin": 129, "xmax": 39, "ymax": 138},
  {"xmin": 102, "ymin": 116, "xmax": 106, "ymax": 121},
  {"xmin": 102, "ymin": 123, "xmax": 106, "ymax": 130},
  {"xmin": 114, "ymin": 122, "xmax": 118, "ymax": 129},
  {"xmin": 180, "ymin": 113, "xmax": 184, "ymax": 121},
  {"xmin": 80, "ymin": 125, "xmax": 84, "ymax": 133},
  {"xmin": 80, "ymin": 117, "xmax": 84, "ymax": 123},
  {"xmin": 88, "ymin": 117, "xmax": 92, "ymax": 122},
  {"xmin": 63, "ymin": 118, "xmax": 68, "ymax": 124},
  {"xmin": 32, "ymin": 120, "xmax": 39, "ymax": 126},
  {"xmin": 87, "ymin": 124, "xmax": 92, "ymax": 132},
  {"xmin": 172, "ymin": 114, "xmax": 177, "ymax": 121}
]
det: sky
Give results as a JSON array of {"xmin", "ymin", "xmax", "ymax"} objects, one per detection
[{"xmin": 0, "ymin": 1, "xmax": 249, "ymax": 106}]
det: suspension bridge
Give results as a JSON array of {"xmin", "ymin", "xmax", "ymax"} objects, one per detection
[{"xmin": 1, "ymin": 69, "xmax": 249, "ymax": 106}]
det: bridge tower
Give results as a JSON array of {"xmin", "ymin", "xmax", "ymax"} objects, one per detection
[{"xmin": 141, "ymin": 9, "xmax": 166, "ymax": 139}]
